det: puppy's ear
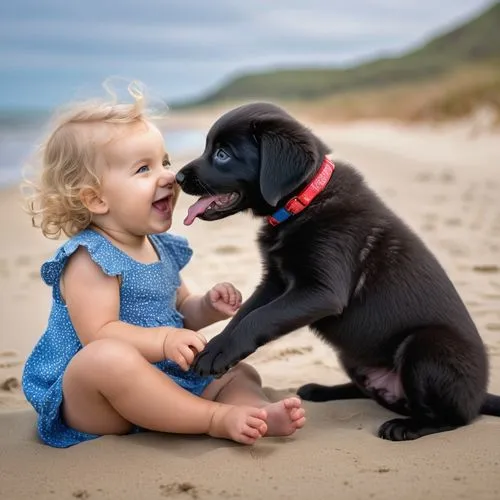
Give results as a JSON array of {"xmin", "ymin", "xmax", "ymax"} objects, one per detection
[{"xmin": 259, "ymin": 119, "xmax": 321, "ymax": 207}]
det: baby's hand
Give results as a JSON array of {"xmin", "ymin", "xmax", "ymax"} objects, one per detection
[
  {"xmin": 163, "ymin": 329, "xmax": 207, "ymax": 371},
  {"xmin": 205, "ymin": 282, "xmax": 243, "ymax": 318}
]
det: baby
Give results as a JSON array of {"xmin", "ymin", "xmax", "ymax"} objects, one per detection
[{"xmin": 21, "ymin": 83, "xmax": 305, "ymax": 448}]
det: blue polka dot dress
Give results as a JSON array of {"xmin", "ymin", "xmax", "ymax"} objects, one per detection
[{"xmin": 22, "ymin": 228, "xmax": 214, "ymax": 448}]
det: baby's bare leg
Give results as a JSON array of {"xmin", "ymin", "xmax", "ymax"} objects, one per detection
[
  {"xmin": 62, "ymin": 339, "xmax": 267, "ymax": 444},
  {"xmin": 202, "ymin": 363, "xmax": 306, "ymax": 437}
]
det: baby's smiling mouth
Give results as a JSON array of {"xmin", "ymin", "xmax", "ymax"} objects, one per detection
[{"xmin": 152, "ymin": 195, "xmax": 172, "ymax": 214}]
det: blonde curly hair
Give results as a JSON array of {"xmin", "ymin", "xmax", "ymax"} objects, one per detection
[{"xmin": 24, "ymin": 81, "xmax": 178, "ymax": 239}]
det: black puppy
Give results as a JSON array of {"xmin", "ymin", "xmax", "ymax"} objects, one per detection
[{"xmin": 176, "ymin": 102, "xmax": 500, "ymax": 440}]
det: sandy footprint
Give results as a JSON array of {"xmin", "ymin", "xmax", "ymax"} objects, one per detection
[
  {"xmin": 214, "ymin": 244, "xmax": 241, "ymax": 255},
  {"xmin": 442, "ymin": 242, "xmax": 469, "ymax": 257},
  {"xmin": 432, "ymin": 194, "xmax": 448, "ymax": 205},
  {"xmin": 1, "ymin": 377, "xmax": 20, "ymax": 391},
  {"xmin": 15, "ymin": 255, "xmax": 31, "ymax": 267},
  {"xmin": 465, "ymin": 300, "xmax": 482, "ymax": 308},
  {"xmin": 439, "ymin": 170, "xmax": 455, "ymax": 184},
  {"xmin": 28, "ymin": 269, "xmax": 41, "ymax": 281},
  {"xmin": 0, "ymin": 258, "xmax": 9, "ymax": 279},
  {"xmin": 0, "ymin": 350, "xmax": 17, "ymax": 357},
  {"xmin": 422, "ymin": 212, "xmax": 439, "ymax": 222},
  {"xmin": 159, "ymin": 483, "xmax": 200, "ymax": 499},
  {"xmin": 472, "ymin": 309, "xmax": 500, "ymax": 318},
  {"xmin": 444, "ymin": 217, "xmax": 462, "ymax": 227},
  {"xmin": 419, "ymin": 212, "xmax": 439, "ymax": 232},
  {"xmin": 420, "ymin": 223, "xmax": 436, "ymax": 232},
  {"xmin": 0, "ymin": 358, "xmax": 22, "ymax": 369},
  {"xmin": 266, "ymin": 346, "xmax": 313, "ymax": 362},
  {"xmin": 0, "ymin": 350, "xmax": 22, "ymax": 368},
  {"xmin": 415, "ymin": 172, "xmax": 433, "ymax": 183},
  {"xmin": 473, "ymin": 265, "xmax": 499, "ymax": 274},
  {"xmin": 461, "ymin": 185, "xmax": 477, "ymax": 203}
]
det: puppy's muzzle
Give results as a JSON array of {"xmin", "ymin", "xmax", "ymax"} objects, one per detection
[{"xmin": 175, "ymin": 171, "xmax": 186, "ymax": 186}]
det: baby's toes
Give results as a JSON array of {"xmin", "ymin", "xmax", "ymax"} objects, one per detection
[
  {"xmin": 293, "ymin": 415, "xmax": 306, "ymax": 430},
  {"xmin": 290, "ymin": 407, "xmax": 306, "ymax": 421},
  {"xmin": 239, "ymin": 432, "xmax": 260, "ymax": 445},
  {"xmin": 246, "ymin": 415, "xmax": 268, "ymax": 436},
  {"xmin": 283, "ymin": 397, "xmax": 302, "ymax": 411},
  {"xmin": 242, "ymin": 426, "xmax": 262, "ymax": 441}
]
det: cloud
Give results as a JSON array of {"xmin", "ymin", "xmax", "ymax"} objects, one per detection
[{"xmin": 0, "ymin": 0, "xmax": 494, "ymax": 108}]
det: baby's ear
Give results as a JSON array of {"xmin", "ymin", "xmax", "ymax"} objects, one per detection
[{"xmin": 80, "ymin": 187, "xmax": 108, "ymax": 215}]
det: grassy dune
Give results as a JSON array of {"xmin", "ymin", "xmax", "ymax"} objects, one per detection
[
  {"xmin": 300, "ymin": 63, "xmax": 500, "ymax": 124},
  {"xmin": 176, "ymin": 2, "xmax": 500, "ymax": 125}
]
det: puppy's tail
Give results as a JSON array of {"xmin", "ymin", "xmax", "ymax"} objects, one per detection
[{"xmin": 480, "ymin": 393, "xmax": 500, "ymax": 416}]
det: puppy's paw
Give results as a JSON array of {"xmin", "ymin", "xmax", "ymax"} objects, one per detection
[
  {"xmin": 192, "ymin": 335, "xmax": 257, "ymax": 376},
  {"xmin": 378, "ymin": 417, "xmax": 458, "ymax": 441},
  {"xmin": 297, "ymin": 383, "xmax": 329, "ymax": 401},
  {"xmin": 378, "ymin": 418, "xmax": 421, "ymax": 441},
  {"xmin": 191, "ymin": 336, "xmax": 239, "ymax": 377},
  {"xmin": 191, "ymin": 352, "xmax": 219, "ymax": 377}
]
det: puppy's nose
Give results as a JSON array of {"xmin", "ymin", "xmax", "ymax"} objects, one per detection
[{"xmin": 175, "ymin": 171, "xmax": 185, "ymax": 185}]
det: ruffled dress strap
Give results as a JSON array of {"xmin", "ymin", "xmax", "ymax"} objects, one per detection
[
  {"xmin": 41, "ymin": 229, "xmax": 131, "ymax": 303},
  {"xmin": 150, "ymin": 232, "xmax": 193, "ymax": 273}
]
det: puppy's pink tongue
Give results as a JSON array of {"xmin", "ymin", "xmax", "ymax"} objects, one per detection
[{"xmin": 184, "ymin": 196, "xmax": 218, "ymax": 225}]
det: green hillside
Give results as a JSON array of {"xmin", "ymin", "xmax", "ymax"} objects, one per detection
[{"xmin": 178, "ymin": 1, "xmax": 500, "ymax": 108}]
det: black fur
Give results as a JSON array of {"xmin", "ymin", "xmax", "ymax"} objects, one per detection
[{"xmin": 176, "ymin": 102, "xmax": 500, "ymax": 441}]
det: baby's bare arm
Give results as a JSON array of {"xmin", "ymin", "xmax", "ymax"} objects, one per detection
[
  {"xmin": 62, "ymin": 247, "xmax": 186, "ymax": 363},
  {"xmin": 176, "ymin": 280, "xmax": 230, "ymax": 331}
]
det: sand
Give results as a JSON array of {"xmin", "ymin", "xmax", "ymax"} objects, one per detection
[{"xmin": 1, "ymin": 113, "xmax": 500, "ymax": 499}]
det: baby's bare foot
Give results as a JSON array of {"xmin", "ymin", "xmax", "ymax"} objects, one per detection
[
  {"xmin": 263, "ymin": 397, "xmax": 306, "ymax": 437},
  {"xmin": 208, "ymin": 405, "xmax": 268, "ymax": 445}
]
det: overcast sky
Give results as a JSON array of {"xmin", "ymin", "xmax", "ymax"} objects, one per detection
[{"xmin": 0, "ymin": 0, "xmax": 494, "ymax": 110}]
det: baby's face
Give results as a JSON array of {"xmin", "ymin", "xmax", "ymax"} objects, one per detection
[{"xmin": 96, "ymin": 120, "xmax": 176, "ymax": 236}]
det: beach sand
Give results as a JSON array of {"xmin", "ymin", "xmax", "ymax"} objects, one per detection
[{"xmin": 1, "ymin": 113, "xmax": 499, "ymax": 499}]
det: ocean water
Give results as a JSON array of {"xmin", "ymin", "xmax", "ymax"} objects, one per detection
[{"xmin": 0, "ymin": 125, "xmax": 206, "ymax": 188}]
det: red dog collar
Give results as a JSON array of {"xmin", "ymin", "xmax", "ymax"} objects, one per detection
[{"xmin": 267, "ymin": 157, "xmax": 335, "ymax": 226}]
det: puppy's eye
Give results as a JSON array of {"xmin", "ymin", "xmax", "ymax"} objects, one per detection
[{"xmin": 214, "ymin": 148, "xmax": 230, "ymax": 162}]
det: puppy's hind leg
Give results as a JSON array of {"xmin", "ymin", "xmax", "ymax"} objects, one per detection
[
  {"xmin": 297, "ymin": 382, "xmax": 369, "ymax": 402},
  {"xmin": 378, "ymin": 326, "xmax": 487, "ymax": 441}
]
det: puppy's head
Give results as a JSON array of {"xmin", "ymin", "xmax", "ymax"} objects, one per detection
[{"xmin": 176, "ymin": 102, "xmax": 330, "ymax": 225}]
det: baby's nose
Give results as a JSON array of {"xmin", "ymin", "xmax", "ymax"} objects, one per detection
[{"xmin": 159, "ymin": 169, "xmax": 176, "ymax": 186}]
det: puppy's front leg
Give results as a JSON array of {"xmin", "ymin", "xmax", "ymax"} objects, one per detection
[
  {"xmin": 192, "ymin": 286, "xmax": 347, "ymax": 376},
  {"xmin": 219, "ymin": 276, "xmax": 284, "ymax": 335}
]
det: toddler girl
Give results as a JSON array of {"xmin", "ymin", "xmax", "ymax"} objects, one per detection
[{"xmin": 22, "ymin": 84, "xmax": 305, "ymax": 448}]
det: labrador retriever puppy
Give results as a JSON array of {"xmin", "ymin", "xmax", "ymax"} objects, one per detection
[{"xmin": 175, "ymin": 102, "xmax": 500, "ymax": 440}]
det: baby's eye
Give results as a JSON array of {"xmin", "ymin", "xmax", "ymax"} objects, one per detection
[
  {"xmin": 162, "ymin": 157, "xmax": 171, "ymax": 168},
  {"xmin": 136, "ymin": 165, "xmax": 150, "ymax": 174}
]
